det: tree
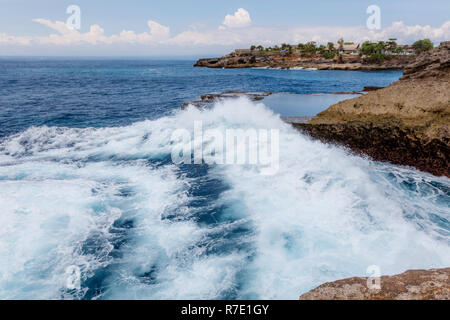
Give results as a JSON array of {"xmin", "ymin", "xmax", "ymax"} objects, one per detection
[
  {"xmin": 366, "ymin": 53, "xmax": 386, "ymax": 63},
  {"xmin": 412, "ymin": 39, "xmax": 434, "ymax": 53},
  {"xmin": 250, "ymin": 45, "xmax": 256, "ymax": 51},
  {"xmin": 386, "ymin": 39, "xmax": 398, "ymax": 52},
  {"xmin": 337, "ymin": 38, "xmax": 344, "ymax": 50},
  {"xmin": 360, "ymin": 41, "xmax": 387, "ymax": 55},
  {"xmin": 327, "ymin": 42, "xmax": 335, "ymax": 51},
  {"xmin": 304, "ymin": 41, "xmax": 317, "ymax": 54},
  {"xmin": 322, "ymin": 51, "xmax": 335, "ymax": 59},
  {"xmin": 360, "ymin": 41, "xmax": 377, "ymax": 55},
  {"xmin": 375, "ymin": 41, "xmax": 387, "ymax": 54},
  {"xmin": 257, "ymin": 45, "xmax": 264, "ymax": 52}
]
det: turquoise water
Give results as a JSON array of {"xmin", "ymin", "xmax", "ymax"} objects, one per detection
[
  {"xmin": 263, "ymin": 93, "xmax": 361, "ymax": 116},
  {"xmin": 0, "ymin": 60, "xmax": 448, "ymax": 300}
]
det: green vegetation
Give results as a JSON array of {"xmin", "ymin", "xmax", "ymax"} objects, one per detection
[
  {"xmin": 412, "ymin": 39, "xmax": 434, "ymax": 53},
  {"xmin": 303, "ymin": 41, "xmax": 318, "ymax": 54},
  {"xmin": 360, "ymin": 41, "xmax": 386, "ymax": 55},
  {"xmin": 366, "ymin": 53, "xmax": 387, "ymax": 63},
  {"xmin": 322, "ymin": 51, "xmax": 336, "ymax": 59},
  {"xmin": 248, "ymin": 38, "xmax": 427, "ymax": 59}
]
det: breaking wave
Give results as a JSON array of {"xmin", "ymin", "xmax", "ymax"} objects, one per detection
[{"xmin": 0, "ymin": 98, "xmax": 449, "ymax": 299}]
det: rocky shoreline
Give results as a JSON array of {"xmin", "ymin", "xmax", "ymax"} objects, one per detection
[
  {"xmin": 194, "ymin": 50, "xmax": 414, "ymax": 70},
  {"xmin": 294, "ymin": 41, "xmax": 450, "ymax": 177},
  {"xmin": 186, "ymin": 43, "xmax": 449, "ymax": 177},
  {"xmin": 299, "ymin": 268, "xmax": 450, "ymax": 300}
]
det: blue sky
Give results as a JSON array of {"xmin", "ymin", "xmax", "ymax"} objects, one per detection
[{"xmin": 1, "ymin": 0, "xmax": 449, "ymax": 56}]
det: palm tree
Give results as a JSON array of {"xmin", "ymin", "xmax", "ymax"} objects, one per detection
[{"xmin": 337, "ymin": 38, "xmax": 344, "ymax": 51}]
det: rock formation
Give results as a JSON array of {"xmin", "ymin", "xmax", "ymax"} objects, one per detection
[
  {"xmin": 294, "ymin": 41, "xmax": 450, "ymax": 177},
  {"xmin": 194, "ymin": 50, "xmax": 413, "ymax": 70},
  {"xmin": 181, "ymin": 91, "xmax": 272, "ymax": 109},
  {"xmin": 299, "ymin": 268, "xmax": 450, "ymax": 300}
]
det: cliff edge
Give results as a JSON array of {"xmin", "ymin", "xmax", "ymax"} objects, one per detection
[{"xmin": 294, "ymin": 41, "xmax": 450, "ymax": 177}]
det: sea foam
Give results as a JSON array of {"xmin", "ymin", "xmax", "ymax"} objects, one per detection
[{"xmin": 0, "ymin": 98, "xmax": 448, "ymax": 299}]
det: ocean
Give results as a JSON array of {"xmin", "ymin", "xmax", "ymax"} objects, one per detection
[{"xmin": 0, "ymin": 59, "xmax": 449, "ymax": 299}]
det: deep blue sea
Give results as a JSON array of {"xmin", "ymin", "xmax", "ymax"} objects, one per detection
[
  {"xmin": 0, "ymin": 59, "xmax": 449, "ymax": 299},
  {"xmin": 0, "ymin": 60, "xmax": 400, "ymax": 137}
]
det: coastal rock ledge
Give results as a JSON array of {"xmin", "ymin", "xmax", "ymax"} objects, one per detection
[
  {"xmin": 294, "ymin": 41, "xmax": 450, "ymax": 177},
  {"xmin": 194, "ymin": 51, "xmax": 411, "ymax": 70},
  {"xmin": 299, "ymin": 268, "xmax": 450, "ymax": 300}
]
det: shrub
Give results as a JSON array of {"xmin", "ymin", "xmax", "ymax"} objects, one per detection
[
  {"xmin": 366, "ymin": 53, "xmax": 386, "ymax": 63},
  {"xmin": 412, "ymin": 39, "xmax": 434, "ymax": 53},
  {"xmin": 322, "ymin": 51, "xmax": 336, "ymax": 59}
]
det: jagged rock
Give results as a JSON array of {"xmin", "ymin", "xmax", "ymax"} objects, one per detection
[
  {"xmin": 402, "ymin": 41, "xmax": 450, "ymax": 79},
  {"xmin": 181, "ymin": 91, "xmax": 273, "ymax": 109},
  {"xmin": 299, "ymin": 268, "xmax": 450, "ymax": 300},
  {"xmin": 362, "ymin": 86, "xmax": 384, "ymax": 91}
]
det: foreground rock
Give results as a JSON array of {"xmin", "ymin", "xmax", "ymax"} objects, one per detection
[
  {"xmin": 294, "ymin": 42, "xmax": 450, "ymax": 177},
  {"xmin": 299, "ymin": 268, "xmax": 450, "ymax": 300},
  {"xmin": 195, "ymin": 51, "xmax": 413, "ymax": 70}
]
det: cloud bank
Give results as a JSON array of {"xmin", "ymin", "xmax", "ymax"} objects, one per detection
[{"xmin": 1, "ymin": 8, "xmax": 449, "ymax": 55}]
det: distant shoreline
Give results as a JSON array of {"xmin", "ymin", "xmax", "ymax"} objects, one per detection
[{"xmin": 194, "ymin": 50, "xmax": 415, "ymax": 71}]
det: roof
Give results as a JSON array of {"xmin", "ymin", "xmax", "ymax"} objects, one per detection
[
  {"xmin": 342, "ymin": 43, "xmax": 360, "ymax": 51},
  {"xmin": 235, "ymin": 49, "xmax": 252, "ymax": 53}
]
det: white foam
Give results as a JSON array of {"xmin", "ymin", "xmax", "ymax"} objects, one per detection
[{"xmin": 0, "ymin": 98, "xmax": 448, "ymax": 299}]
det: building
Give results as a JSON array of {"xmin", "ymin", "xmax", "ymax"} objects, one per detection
[
  {"xmin": 397, "ymin": 45, "xmax": 417, "ymax": 55},
  {"xmin": 341, "ymin": 43, "xmax": 360, "ymax": 55},
  {"xmin": 234, "ymin": 49, "xmax": 253, "ymax": 54}
]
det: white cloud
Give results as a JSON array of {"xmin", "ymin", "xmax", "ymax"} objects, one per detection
[
  {"xmin": 114, "ymin": 21, "xmax": 170, "ymax": 44},
  {"xmin": 167, "ymin": 21, "xmax": 450, "ymax": 47},
  {"xmin": 221, "ymin": 8, "xmax": 251, "ymax": 29},
  {"xmin": 1, "ymin": 16, "xmax": 449, "ymax": 55},
  {"xmin": 0, "ymin": 33, "xmax": 32, "ymax": 45},
  {"xmin": 2, "ymin": 18, "xmax": 171, "ymax": 46}
]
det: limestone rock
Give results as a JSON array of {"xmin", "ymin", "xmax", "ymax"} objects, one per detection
[{"xmin": 299, "ymin": 268, "xmax": 450, "ymax": 300}]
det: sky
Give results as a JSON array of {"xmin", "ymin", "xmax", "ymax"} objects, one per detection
[{"xmin": 0, "ymin": 0, "xmax": 449, "ymax": 57}]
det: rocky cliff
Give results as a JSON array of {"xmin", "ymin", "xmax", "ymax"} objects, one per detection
[
  {"xmin": 294, "ymin": 41, "xmax": 450, "ymax": 177},
  {"xmin": 299, "ymin": 268, "xmax": 450, "ymax": 300},
  {"xmin": 194, "ymin": 51, "xmax": 413, "ymax": 70}
]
